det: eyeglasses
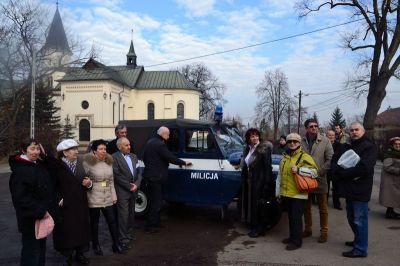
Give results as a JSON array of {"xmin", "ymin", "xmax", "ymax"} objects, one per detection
[
  {"xmin": 308, "ymin": 125, "xmax": 318, "ymax": 128},
  {"xmin": 287, "ymin": 140, "xmax": 299, "ymax": 144}
]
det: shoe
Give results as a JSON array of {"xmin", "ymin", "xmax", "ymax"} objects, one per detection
[
  {"xmin": 247, "ymin": 230, "xmax": 265, "ymax": 238},
  {"xmin": 120, "ymin": 242, "xmax": 132, "ymax": 251},
  {"xmin": 144, "ymin": 227, "xmax": 159, "ymax": 234},
  {"xmin": 112, "ymin": 244, "xmax": 127, "ymax": 254},
  {"xmin": 282, "ymin": 238, "xmax": 290, "ymax": 244},
  {"xmin": 286, "ymin": 243, "xmax": 301, "ymax": 251},
  {"xmin": 75, "ymin": 253, "xmax": 90, "ymax": 265},
  {"xmin": 318, "ymin": 234, "xmax": 328, "ymax": 243},
  {"xmin": 92, "ymin": 244, "xmax": 103, "ymax": 256},
  {"xmin": 345, "ymin": 241, "xmax": 354, "ymax": 247},
  {"xmin": 342, "ymin": 250, "xmax": 367, "ymax": 258},
  {"xmin": 302, "ymin": 231, "xmax": 312, "ymax": 238},
  {"xmin": 385, "ymin": 210, "xmax": 400, "ymax": 219}
]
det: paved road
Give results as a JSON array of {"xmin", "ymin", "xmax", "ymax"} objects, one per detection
[{"xmin": 0, "ymin": 162, "xmax": 399, "ymax": 266}]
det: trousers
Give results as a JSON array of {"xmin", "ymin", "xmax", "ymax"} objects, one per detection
[
  {"xmin": 89, "ymin": 205, "xmax": 119, "ymax": 246},
  {"xmin": 304, "ymin": 193, "xmax": 328, "ymax": 234}
]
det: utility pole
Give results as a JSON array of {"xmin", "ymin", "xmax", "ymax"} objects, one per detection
[
  {"xmin": 287, "ymin": 104, "xmax": 291, "ymax": 134},
  {"xmin": 297, "ymin": 90, "xmax": 302, "ymax": 133},
  {"xmin": 30, "ymin": 48, "xmax": 36, "ymax": 139}
]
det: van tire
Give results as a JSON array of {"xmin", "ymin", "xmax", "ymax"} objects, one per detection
[{"xmin": 135, "ymin": 189, "xmax": 148, "ymax": 217}]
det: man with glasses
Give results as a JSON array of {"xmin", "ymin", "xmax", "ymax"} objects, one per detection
[
  {"xmin": 301, "ymin": 118, "xmax": 333, "ymax": 243},
  {"xmin": 331, "ymin": 122, "xmax": 376, "ymax": 258}
]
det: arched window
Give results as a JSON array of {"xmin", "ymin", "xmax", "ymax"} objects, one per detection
[
  {"xmin": 148, "ymin": 102, "xmax": 155, "ymax": 120},
  {"xmin": 177, "ymin": 103, "xmax": 184, "ymax": 119},
  {"xmin": 79, "ymin": 119, "xmax": 90, "ymax": 141},
  {"xmin": 113, "ymin": 102, "xmax": 116, "ymax": 124}
]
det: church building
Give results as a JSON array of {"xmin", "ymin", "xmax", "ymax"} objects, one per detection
[{"xmin": 43, "ymin": 5, "xmax": 200, "ymax": 142}]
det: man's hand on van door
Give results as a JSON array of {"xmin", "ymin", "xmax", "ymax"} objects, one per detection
[{"xmin": 185, "ymin": 161, "xmax": 193, "ymax": 166}]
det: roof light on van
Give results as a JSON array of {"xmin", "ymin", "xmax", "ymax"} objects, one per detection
[{"xmin": 214, "ymin": 104, "xmax": 223, "ymax": 123}]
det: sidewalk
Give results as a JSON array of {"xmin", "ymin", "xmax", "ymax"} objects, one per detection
[
  {"xmin": 0, "ymin": 159, "xmax": 10, "ymax": 174},
  {"xmin": 217, "ymin": 164, "xmax": 400, "ymax": 266}
]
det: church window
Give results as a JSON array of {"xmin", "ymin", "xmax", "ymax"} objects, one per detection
[
  {"xmin": 148, "ymin": 102, "xmax": 155, "ymax": 120},
  {"xmin": 177, "ymin": 103, "xmax": 184, "ymax": 119},
  {"xmin": 81, "ymin": 100, "xmax": 89, "ymax": 110}
]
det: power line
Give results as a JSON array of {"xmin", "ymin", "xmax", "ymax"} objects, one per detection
[
  {"xmin": 144, "ymin": 18, "xmax": 364, "ymax": 68},
  {"xmin": 59, "ymin": 18, "xmax": 364, "ymax": 79},
  {"xmin": 306, "ymin": 88, "xmax": 349, "ymax": 95}
]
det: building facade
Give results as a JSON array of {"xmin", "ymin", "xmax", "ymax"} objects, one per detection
[{"xmin": 43, "ymin": 6, "xmax": 200, "ymax": 142}]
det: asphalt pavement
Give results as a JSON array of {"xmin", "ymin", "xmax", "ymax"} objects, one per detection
[{"xmin": 0, "ymin": 161, "xmax": 399, "ymax": 266}]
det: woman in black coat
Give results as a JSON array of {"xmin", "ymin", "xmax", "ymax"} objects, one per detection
[
  {"xmin": 9, "ymin": 138, "xmax": 58, "ymax": 266},
  {"xmin": 240, "ymin": 128, "xmax": 274, "ymax": 238},
  {"xmin": 49, "ymin": 139, "xmax": 92, "ymax": 265}
]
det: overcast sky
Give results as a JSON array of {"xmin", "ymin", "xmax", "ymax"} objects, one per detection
[{"xmin": 42, "ymin": 0, "xmax": 399, "ymax": 126}]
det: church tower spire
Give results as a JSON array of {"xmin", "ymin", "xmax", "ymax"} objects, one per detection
[
  {"xmin": 126, "ymin": 31, "xmax": 137, "ymax": 67},
  {"xmin": 43, "ymin": 3, "xmax": 71, "ymax": 55}
]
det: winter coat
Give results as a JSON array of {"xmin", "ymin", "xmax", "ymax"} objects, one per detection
[
  {"xmin": 379, "ymin": 152, "xmax": 400, "ymax": 208},
  {"xmin": 47, "ymin": 157, "xmax": 91, "ymax": 251},
  {"xmin": 301, "ymin": 133, "xmax": 333, "ymax": 193},
  {"xmin": 9, "ymin": 154, "xmax": 58, "ymax": 235},
  {"xmin": 240, "ymin": 141, "xmax": 274, "ymax": 226},
  {"xmin": 83, "ymin": 153, "xmax": 117, "ymax": 208},
  {"xmin": 331, "ymin": 135, "xmax": 377, "ymax": 202},
  {"xmin": 279, "ymin": 147, "xmax": 318, "ymax": 199},
  {"xmin": 143, "ymin": 135, "xmax": 186, "ymax": 183}
]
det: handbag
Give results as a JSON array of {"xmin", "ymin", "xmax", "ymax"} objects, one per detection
[
  {"xmin": 292, "ymin": 152, "xmax": 318, "ymax": 193},
  {"xmin": 35, "ymin": 212, "xmax": 54, "ymax": 239}
]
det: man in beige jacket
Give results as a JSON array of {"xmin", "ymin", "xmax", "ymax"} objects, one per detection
[{"xmin": 301, "ymin": 119, "xmax": 334, "ymax": 243}]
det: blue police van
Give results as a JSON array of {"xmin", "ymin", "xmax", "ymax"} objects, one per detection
[{"xmin": 122, "ymin": 117, "xmax": 281, "ymax": 221}]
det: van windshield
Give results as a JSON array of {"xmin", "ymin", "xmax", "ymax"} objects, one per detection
[{"xmin": 211, "ymin": 125, "xmax": 244, "ymax": 155}]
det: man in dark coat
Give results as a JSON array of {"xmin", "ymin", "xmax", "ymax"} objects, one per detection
[
  {"xmin": 331, "ymin": 122, "xmax": 377, "ymax": 258},
  {"xmin": 50, "ymin": 139, "xmax": 92, "ymax": 265},
  {"xmin": 326, "ymin": 130, "xmax": 342, "ymax": 210},
  {"xmin": 142, "ymin": 126, "xmax": 192, "ymax": 233},
  {"xmin": 107, "ymin": 124, "xmax": 130, "ymax": 155},
  {"xmin": 112, "ymin": 137, "xmax": 142, "ymax": 246}
]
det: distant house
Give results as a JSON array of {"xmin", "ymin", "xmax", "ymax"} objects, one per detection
[{"xmin": 374, "ymin": 107, "xmax": 400, "ymax": 159}]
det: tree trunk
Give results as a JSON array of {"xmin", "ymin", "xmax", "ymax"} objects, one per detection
[{"xmin": 363, "ymin": 77, "xmax": 389, "ymax": 140}]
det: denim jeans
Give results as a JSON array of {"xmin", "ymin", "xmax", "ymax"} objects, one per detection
[
  {"xmin": 21, "ymin": 233, "xmax": 46, "ymax": 266},
  {"xmin": 345, "ymin": 199, "xmax": 368, "ymax": 254}
]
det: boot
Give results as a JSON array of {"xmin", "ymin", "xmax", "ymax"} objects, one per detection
[
  {"xmin": 318, "ymin": 233, "xmax": 328, "ymax": 243},
  {"xmin": 302, "ymin": 230, "xmax": 312, "ymax": 238},
  {"xmin": 385, "ymin": 207, "xmax": 400, "ymax": 219}
]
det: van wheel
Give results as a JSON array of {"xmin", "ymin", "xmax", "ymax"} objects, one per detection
[{"xmin": 135, "ymin": 189, "xmax": 148, "ymax": 217}]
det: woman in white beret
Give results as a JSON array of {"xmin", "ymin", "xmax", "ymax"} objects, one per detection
[{"xmin": 50, "ymin": 139, "xmax": 92, "ymax": 265}]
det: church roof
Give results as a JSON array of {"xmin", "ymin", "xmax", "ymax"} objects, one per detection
[
  {"xmin": 60, "ymin": 58, "xmax": 198, "ymax": 91},
  {"xmin": 42, "ymin": 7, "xmax": 71, "ymax": 54}
]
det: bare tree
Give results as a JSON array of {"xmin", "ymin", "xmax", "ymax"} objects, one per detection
[
  {"xmin": 255, "ymin": 69, "xmax": 293, "ymax": 140},
  {"xmin": 179, "ymin": 63, "xmax": 226, "ymax": 120},
  {"xmin": 295, "ymin": 0, "xmax": 400, "ymax": 138}
]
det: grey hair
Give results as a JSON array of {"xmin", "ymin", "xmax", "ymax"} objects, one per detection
[
  {"xmin": 116, "ymin": 137, "xmax": 129, "ymax": 148},
  {"xmin": 115, "ymin": 124, "xmax": 127, "ymax": 133},
  {"xmin": 350, "ymin": 121, "xmax": 365, "ymax": 131},
  {"xmin": 157, "ymin": 126, "xmax": 168, "ymax": 136}
]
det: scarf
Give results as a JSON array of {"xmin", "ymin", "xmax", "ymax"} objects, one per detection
[{"xmin": 384, "ymin": 148, "xmax": 400, "ymax": 160}]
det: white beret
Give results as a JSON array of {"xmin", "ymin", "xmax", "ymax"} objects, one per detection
[
  {"xmin": 286, "ymin": 133, "xmax": 302, "ymax": 142},
  {"xmin": 56, "ymin": 139, "xmax": 79, "ymax": 152}
]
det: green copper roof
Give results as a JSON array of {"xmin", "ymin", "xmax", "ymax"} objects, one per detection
[{"xmin": 60, "ymin": 59, "xmax": 198, "ymax": 91}]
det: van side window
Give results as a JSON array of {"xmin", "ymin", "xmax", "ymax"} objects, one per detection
[
  {"xmin": 166, "ymin": 128, "xmax": 179, "ymax": 152},
  {"xmin": 185, "ymin": 130, "xmax": 215, "ymax": 152}
]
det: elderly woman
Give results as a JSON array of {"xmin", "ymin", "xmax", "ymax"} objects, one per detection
[
  {"xmin": 9, "ymin": 138, "xmax": 58, "ymax": 266},
  {"xmin": 240, "ymin": 128, "xmax": 274, "ymax": 238},
  {"xmin": 379, "ymin": 137, "xmax": 400, "ymax": 219},
  {"xmin": 50, "ymin": 139, "xmax": 92, "ymax": 265},
  {"xmin": 83, "ymin": 139, "xmax": 126, "ymax": 255},
  {"xmin": 279, "ymin": 133, "xmax": 318, "ymax": 250}
]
